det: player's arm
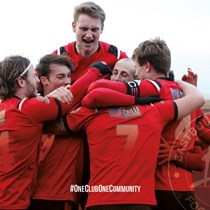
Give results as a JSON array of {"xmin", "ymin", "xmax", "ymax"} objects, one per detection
[
  {"xmin": 43, "ymin": 108, "xmax": 85, "ymax": 136},
  {"xmin": 158, "ymin": 141, "xmax": 205, "ymax": 171},
  {"xmin": 69, "ymin": 62, "xmax": 112, "ymax": 105},
  {"xmin": 46, "ymin": 62, "xmax": 112, "ymax": 113},
  {"xmin": 196, "ymin": 113, "xmax": 210, "ymax": 144},
  {"xmin": 82, "ymin": 87, "xmax": 161, "ymax": 108},
  {"xmin": 174, "ymin": 81, "xmax": 205, "ymax": 120},
  {"xmin": 87, "ymin": 79, "xmax": 128, "ymax": 93},
  {"xmin": 87, "ymin": 79, "xmax": 158, "ymax": 96},
  {"xmin": 84, "ymin": 78, "xmax": 161, "ymax": 108},
  {"xmin": 47, "ymin": 85, "xmax": 73, "ymax": 105},
  {"xmin": 82, "ymin": 88, "xmax": 135, "ymax": 108},
  {"xmin": 25, "ymin": 62, "xmax": 112, "ymax": 121},
  {"xmin": 173, "ymin": 141, "xmax": 205, "ymax": 171}
]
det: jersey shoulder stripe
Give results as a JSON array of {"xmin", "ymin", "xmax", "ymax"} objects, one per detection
[
  {"xmin": 17, "ymin": 98, "xmax": 27, "ymax": 110},
  {"xmin": 145, "ymin": 79, "xmax": 162, "ymax": 92},
  {"xmin": 108, "ymin": 45, "xmax": 120, "ymax": 59}
]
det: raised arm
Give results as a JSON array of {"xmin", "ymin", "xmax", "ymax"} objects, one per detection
[{"xmin": 47, "ymin": 62, "xmax": 112, "ymax": 112}]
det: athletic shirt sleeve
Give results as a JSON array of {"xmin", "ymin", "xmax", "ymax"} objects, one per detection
[
  {"xmin": 64, "ymin": 107, "xmax": 95, "ymax": 133},
  {"xmin": 68, "ymin": 68, "xmax": 100, "ymax": 107},
  {"xmin": 138, "ymin": 80, "xmax": 162, "ymax": 96},
  {"xmin": 81, "ymin": 88, "xmax": 134, "ymax": 108},
  {"xmin": 155, "ymin": 100, "xmax": 178, "ymax": 123},
  {"xmin": 19, "ymin": 97, "xmax": 64, "ymax": 122},
  {"xmin": 20, "ymin": 67, "xmax": 101, "ymax": 122}
]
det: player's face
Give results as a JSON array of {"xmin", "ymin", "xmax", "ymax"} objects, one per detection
[
  {"xmin": 25, "ymin": 67, "xmax": 40, "ymax": 98},
  {"xmin": 72, "ymin": 14, "xmax": 103, "ymax": 56},
  {"xmin": 41, "ymin": 64, "xmax": 71, "ymax": 95},
  {"xmin": 111, "ymin": 61, "xmax": 135, "ymax": 82}
]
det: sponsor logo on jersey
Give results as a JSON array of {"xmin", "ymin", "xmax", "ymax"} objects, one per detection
[
  {"xmin": 170, "ymin": 88, "xmax": 184, "ymax": 99},
  {"xmin": 109, "ymin": 106, "xmax": 141, "ymax": 118}
]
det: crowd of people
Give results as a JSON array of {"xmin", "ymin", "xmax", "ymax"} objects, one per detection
[{"xmin": 0, "ymin": 1, "xmax": 210, "ymax": 210}]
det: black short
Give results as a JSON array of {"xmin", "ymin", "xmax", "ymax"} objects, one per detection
[
  {"xmin": 87, "ymin": 204, "xmax": 153, "ymax": 210},
  {"xmin": 154, "ymin": 190, "xmax": 196, "ymax": 210}
]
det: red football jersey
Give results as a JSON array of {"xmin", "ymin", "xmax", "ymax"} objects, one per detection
[
  {"xmin": 0, "ymin": 96, "xmax": 72, "ymax": 209},
  {"xmin": 0, "ymin": 67, "xmax": 102, "ymax": 209},
  {"xmin": 156, "ymin": 109, "xmax": 202, "ymax": 191},
  {"xmin": 33, "ymin": 133, "xmax": 84, "ymax": 203},
  {"xmin": 65, "ymin": 101, "xmax": 177, "ymax": 207},
  {"xmin": 52, "ymin": 41, "xmax": 128, "ymax": 83},
  {"xmin": 197, "ymin": 113, "xmax": 210, "ymax": 143},
  {"xmin": 82, "ymin": 77, "xmax": 202, "ymax": 191},
  {"xmin": 138, "ymin": 79, "xmax": 202, "ymax": 191},
  {"xmin": 31, "ymin": 41, "xmax": 127, "ymax": 203}
]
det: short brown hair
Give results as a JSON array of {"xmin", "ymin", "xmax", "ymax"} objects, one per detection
[
  {"xmin": 36, "ymin": 54, "xmax": 74, "ymax": 78},
  {"xmin": 0, "ymin": 55, "xmax": 30, "ymax": 100},
  {"xmin": 132, "ymin": 37, "xmax": 171, "ymax": 76},
  {"xmin": 74, "ymin": 1, "xmax": 106, "ymax": 28}
]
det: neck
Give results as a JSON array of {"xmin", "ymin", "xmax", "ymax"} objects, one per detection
[
  {"xmin": 43, "ymin": 89, "xmax": 49, "ymax": 97},
  {"xmin": 75, "ymin": 43, "xmax": 98, "ymax": 59},
  {"xmin": 147, "ymin": 69, "xmax": 166, "ymax": 80},
  {"xmin": 13, "ymin": 91, "xmax": 26, "ymax": 99}
]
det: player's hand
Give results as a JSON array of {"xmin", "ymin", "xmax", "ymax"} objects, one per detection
[
  {"xmin": 134, "ymin": 95, "xmax": 162, "ymax": 105},
  {"xmin": 90, "ymin": 61, "xmax": 112, "ymax": 75},
  {"xmin": 181, "ymin": 68, "xmax": 197, "ymax": 86},
  {"xmin": 158, "ymin": 142, "xmax": 181, "ymax": 165},
  {"xmin": 47, "ymin": 85, "xmax": 73, "ymax": 105}
]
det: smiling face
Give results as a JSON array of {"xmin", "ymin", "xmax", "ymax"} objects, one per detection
[
  {"xmin": 40, "ymin": 64, "xmax": 71, "ymax": 96},
  {"xmin": 72, "ymin": 14, "xmax": 103, "ymax": 58}
]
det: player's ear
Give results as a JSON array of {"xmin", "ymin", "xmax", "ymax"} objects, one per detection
[
  {"xmin": 40, "ymin": 76, "xmax": 49, "ymax": 86},
  {"xmin": 72, "ymin": 22, "xmax": 76, "ymax": 33},
  {"xmin": 16, "ymin": 77, "xmax": 25, "ymax": 88},
  {"xmin": 145, "ymin": 61, "xmax": 151, "ymax": 73}
]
